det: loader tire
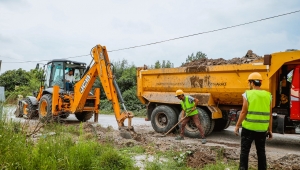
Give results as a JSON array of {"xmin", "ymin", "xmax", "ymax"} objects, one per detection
[
  {"xmin": 59, "ymin": 112, "xmax": 70, "ymax": 119},
  {"xmin": 178, "ymin": 107, "xmax": 213, "ymax": 138},
  {"xmin": 14, "ymin": 101, "xmax": 24, "ymax": 118},
  {"xmin": 151, "ymin": 105, "xmax": 178, "ymax": 133},
  {"xmin": 24, "ymin": 97, "xmax": 38, "ymax": 119},
  {"xmin": 75, "ymin": 111, "xmax": 93, "ymax": 122},
  {"xmin": 38, "ymin": 94, "xmax": 53, "ymax": 123}
]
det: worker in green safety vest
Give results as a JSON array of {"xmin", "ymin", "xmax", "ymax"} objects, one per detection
[
  {"xmin": 234, "ymin": 72, "xmax": 273, "ymax": 170},
  {"xmin": 175, "ymin": 89, "xmax": 206, "ymax": 144}
]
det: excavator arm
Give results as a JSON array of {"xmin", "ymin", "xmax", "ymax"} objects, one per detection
[{"xmin": 70, "ymin": 45, "xmax": 133, "ymax": 130}]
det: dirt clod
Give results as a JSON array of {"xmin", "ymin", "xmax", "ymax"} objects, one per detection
[{"xmin": 187, "ymin": 149, "xmax": 216, "ymax": 168}]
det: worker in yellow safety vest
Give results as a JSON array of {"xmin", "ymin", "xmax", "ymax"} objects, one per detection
[
  {"xmin": 234, "ymin": 72, "xmax": 273, "ymax": 170},
  {"xmin": 175, "ymin": 89, "xmax": 206, "ymax": 144}
]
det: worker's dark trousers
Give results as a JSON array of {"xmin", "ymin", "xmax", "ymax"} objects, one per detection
[
  {"xmin": 180, "ymin": 114, "xmax": 205, "ymax": 138},
  {"xmin": 239, "ymin": 128, "xmax": 267, "ymax": 170}
]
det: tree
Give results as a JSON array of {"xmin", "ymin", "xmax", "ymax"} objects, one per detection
[
  {"xmin": 154, "ymin": 61, "xmax": 161, "ymax": 69},
  {"xmin": 0, "ymin": 68, "xmax": 30, "ymax": 92},
  {"xmin": 150, "ymin": 60, "xmax": 174, "ymax": 69},
  {"xmin": 92, "ymin": 59, "xmax": 145, "ymax": 112},
  {"xmin": 162, "ymin": 60, "xmax": 166, "ymax": 68},
  {"xmin": 165, "ymin": 61, "xmax": 172, "ymax": 68},
  {"xmin": 0, "ymin": 68, "xmax": 43, "ymax": 102},
  {"xmin": 196, "ymin": 51, "xmax": 207, "ymax": 59},
  {"xmin": 182, "ymin": 51, "xmax": 207, "ymax": 66}
]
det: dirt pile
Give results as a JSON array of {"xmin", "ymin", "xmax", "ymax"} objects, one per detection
[
  {"xmin": 269, "ymin": 154, "xmax": 300, "ymax": 170},
  {"xmin": 182, "ymin": 50, "xmax": 263, "ymax": 67}
]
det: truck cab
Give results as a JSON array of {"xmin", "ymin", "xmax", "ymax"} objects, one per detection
[{"xmin": 43, "ymin": 59, "xmax": 86, "ymax": 91}]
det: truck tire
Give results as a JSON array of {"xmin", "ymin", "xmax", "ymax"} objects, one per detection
[
  {"xmin": 24, "ymin": 97, "xmax": 38, "ymax": 119},
  {"xmin": 38, "ymin": 94, "xmax": 53, "ymax": 122},
  {"xmin": 151, "ymin": 105, "xmax": 178, "ymax": 133},
  {"xmin": 207, "ymin": 119, "xmax": 215, "ymax": 136},
  {"xmin": 178, "ymin": 107, "xmax": 212, "ymax": 138},
  {"xmin": 75, "ymin": 111, "xmax": 93, "ymax": 122}
]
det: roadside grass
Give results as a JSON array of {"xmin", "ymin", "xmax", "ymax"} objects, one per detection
[
  {"xmin": 0, "ymin": 108, "xmax": 240, "ymax": 170},
  {"xmin": 202, "ymin": 160, "xmax": 239, "ymax": 170},
  {"xmin": 0, "ymin": 118, "xmax": 138, "ymax": 170}
]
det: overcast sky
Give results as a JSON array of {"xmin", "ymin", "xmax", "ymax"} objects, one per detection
[{"xmin": 0, "ymin": 0, "xmax": 299, "ymax": 73}]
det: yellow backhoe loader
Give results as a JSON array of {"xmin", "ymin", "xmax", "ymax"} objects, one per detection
[{"xmin": 15, "ymin": 44, "xmax": 134, "ymax": 137}]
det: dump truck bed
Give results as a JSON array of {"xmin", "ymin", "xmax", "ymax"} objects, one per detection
[{"xmin": 137, "ymin": 50, "xmax": 300, "ymax": 109}]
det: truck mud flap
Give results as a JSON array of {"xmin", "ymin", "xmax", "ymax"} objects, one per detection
[
  {"xmin": 207, "ymin": 106, "xmax": 222, "ymax": 119},
  {"xmin": 273, "ymin": 115, "xmax": 285, "ymax": 134}
]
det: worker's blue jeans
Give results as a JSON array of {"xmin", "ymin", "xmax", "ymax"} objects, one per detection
[
  {"xmin": 66, "ymin": 82, "xmax": 72, "ymax": 91},
  {"xmin": 239, "ymin": 128, "xmax": 267, "ymax": 170}
]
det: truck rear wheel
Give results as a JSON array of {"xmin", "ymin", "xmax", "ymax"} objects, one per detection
[
  {"xmin": 75, "ymin": 111, "xmax": 93, "ymax": 122},
  {"xmin": 178, "ymin": 107, "xmax": 213, "ymax": 138},
  {"xmin": 24, "ymin": 97, "xmax": 38, "ymax": 119},
  {"xmin": 151, "ymin": 105, "xmax": 177, "ymax": 133},
  {"xmin": 38, "ymin": 94, "xmax": 53, "ymax": 122}
]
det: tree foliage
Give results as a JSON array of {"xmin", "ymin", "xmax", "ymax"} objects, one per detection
[
  {"xmin": 150, "ymin": 60, "xmax": 173, "ymax": 69},
  {"xmin": 182, "ymin": 51, "xmax": 207, "ymax": 65},
  {"xmin": 0, "ymin": 68, "xmax": 30, "ymax": 92},
  {"xmin": 0, "ymin": 68, "xmax": 43, "ymax": 102},
  {"xmin": 93, "ymin": 59, "xmax": 145, "ymax": 112}
]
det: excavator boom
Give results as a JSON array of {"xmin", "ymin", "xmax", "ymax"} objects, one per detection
[{"xmin": 71, "ymin": 45, "xmax": 133, "ymax": 129}]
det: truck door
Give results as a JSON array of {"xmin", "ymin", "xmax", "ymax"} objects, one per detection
[{"xmin": 290, "ymin": 65, "xmax": 300, "ymax": 121}]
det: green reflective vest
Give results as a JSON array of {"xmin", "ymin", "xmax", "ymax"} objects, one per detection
[
  {"xmin": 242, "ymin": 90, "xmax": 271, "ymax": 132},
  {"xmin": 180, "ymin": 96, "xmax": 198, "ymax": 116}
]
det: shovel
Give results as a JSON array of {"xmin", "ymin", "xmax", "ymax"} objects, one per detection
[{"xmin": 157, "ymin": 110, "xmax": 193, "ymax": 137}]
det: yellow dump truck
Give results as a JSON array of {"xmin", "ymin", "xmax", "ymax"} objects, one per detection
[{"xmin": 137, "ymin": 50, "xmax": 300, "ymax": 137}]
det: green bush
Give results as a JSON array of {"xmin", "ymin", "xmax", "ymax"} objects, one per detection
[{"xmin": 97, "ymin": 148, "xmax": 138, "ymax": 170}]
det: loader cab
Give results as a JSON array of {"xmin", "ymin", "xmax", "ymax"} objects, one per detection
[{"xmin": 44, "ymin": 59, "xmax": 86, "ymax": 91}]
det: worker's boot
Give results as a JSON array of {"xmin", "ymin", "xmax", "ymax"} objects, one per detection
[
  {"xmin": 175, "ymin": 136, "xmax": 184, "ymax": 140},
  {"xmin": 199, "ymin": 136, "xmax": 207, "ymax": 144}
]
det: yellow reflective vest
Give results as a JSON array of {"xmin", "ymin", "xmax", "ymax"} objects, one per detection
[
  {"xmin": 242, "ymin": 90, "xmax": 271, "ymax": 132},
  {"xmin": 180, "ymin": 96, "xmax": 198, "ymax": 116}
]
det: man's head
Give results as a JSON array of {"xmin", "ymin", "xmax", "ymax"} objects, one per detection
[
  {"xmin": 248, "ymin": 72, "xmax": 262, "ymax": 89},
  {"xmin": 175, "ymin": 89, "xmax": 184, "ymax": 100},
  {"xmin": 68, "ymin": 69, "xmax": 74, "ymax": 76}
]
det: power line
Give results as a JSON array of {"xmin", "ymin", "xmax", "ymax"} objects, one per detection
[
  {"xmin": 2, "ymin": 9, "xmax": 300, "ymax": 64},
  {"xmin": 0, "ymin": 55, "xmax": 26, "ymax": 62},
  {"xmin": 107, "ymin": 9, "xmax": 300, "ymax": 52},
  {"xmin": 2, "ymin": 54, "xmax": 91, "ymax": 63}
]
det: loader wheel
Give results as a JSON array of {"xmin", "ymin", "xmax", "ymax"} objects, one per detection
[
  {"xmin": 59, "ymin": 112, "xmax": 70, "ymax": 119},
  {"xmin": 151, "ymin": 105, "xmax": 178, "ymax": 133},
  {"xmin": 38, "ymin": 94, "xmax": 53, "ymax": 122},
  {"xmin": 75, "ymin": 111, "xmax": 93, "ymax": 122},
  {"xmin": 23, "ymin": 97, "xmax": 38, "ymax": 119},
  {"xmin": 14, "ymin": 101, "xmax": 24, "ymax": 118},
  {"xmin": 178, "ymin": 107, "xmax": 214, "ymax": 138}
]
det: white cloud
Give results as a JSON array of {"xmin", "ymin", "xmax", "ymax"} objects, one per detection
[{"xmin": 0, "ymin": 0, "xmax": 300, "ymax": 73}]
